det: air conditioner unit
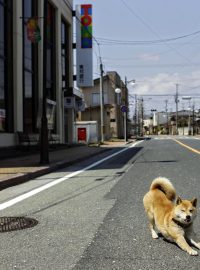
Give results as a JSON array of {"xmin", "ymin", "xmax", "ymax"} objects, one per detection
[{"xmin": 64, "ymin": 97, "xmax": 75, "ymax": 108}]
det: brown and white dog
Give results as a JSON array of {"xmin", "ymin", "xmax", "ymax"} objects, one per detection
[{"xmin": 143, "ymin": 177, "xmax": 199, "ymax": 255}]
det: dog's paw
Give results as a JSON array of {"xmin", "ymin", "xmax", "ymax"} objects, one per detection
[
  {"xmin": 151, "ymin": 231, "xmax": 159, "ymax": 239},
  {"xmin": 188, "ymin": 249, "xmax": 198, "ymax": 256}
]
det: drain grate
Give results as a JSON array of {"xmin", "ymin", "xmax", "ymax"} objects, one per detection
[{"xmin": 0, "ymin": 217, "xmax": 38, "ymax": 232}]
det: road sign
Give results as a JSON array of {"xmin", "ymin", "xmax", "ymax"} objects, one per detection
[{"xmin": 121, "ymin": 105, "xmax": 127, "ymax": 113}]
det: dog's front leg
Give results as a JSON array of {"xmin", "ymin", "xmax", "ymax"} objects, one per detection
[{"xmin": 176, "ymin": 235, "xmax": 198, "ymax": 256}]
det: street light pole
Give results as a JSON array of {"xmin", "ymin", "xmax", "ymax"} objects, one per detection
[
  {"xmin": 100, "ymin": 61, "xmax": 104, "ymax": 143},
  {"xmin": 175, "ymin": 84, "xmax": 179, "ymax": 135},
  {"xmin": 40, "ymin": 0, "xmax": 49, "ymax": 164}
]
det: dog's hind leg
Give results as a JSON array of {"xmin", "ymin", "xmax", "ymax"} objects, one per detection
[{"xmin": 147, "ymin": 211, "xmax": 158, "ymax": 239}]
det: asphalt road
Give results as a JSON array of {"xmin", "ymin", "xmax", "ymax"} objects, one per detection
[{"xmin": 0, "ymin": 137, "xmax": 200, "ymax": 270}]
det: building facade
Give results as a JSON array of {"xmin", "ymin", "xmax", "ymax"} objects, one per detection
[
  {"xmin": 0, "ymin": 0, "xmax": 75, "ymax": 146},
  {"xmin": 79, "ymin": 71, "xmax": 128, "ymax": 140}
]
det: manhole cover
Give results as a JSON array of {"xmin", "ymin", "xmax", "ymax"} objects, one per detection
[{"xmin": 0, "ymin": 217, "xmax": 38, "ymax": 232}]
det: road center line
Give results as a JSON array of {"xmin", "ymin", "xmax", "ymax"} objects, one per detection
[
  {"xmin": 0, "ymin": 141, "xmax": 143, "ymax": 211},
  {"xmin": 172, "ymin": 138, "xmax": 200, "ymax": 155}
]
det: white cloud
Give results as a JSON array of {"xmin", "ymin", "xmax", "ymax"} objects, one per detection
[
  {"xmin": 138, "ymin": 53, "xmax": 160, "ymax": 62},
  {"xmin": 130, "ymin": 70, "xmax": 200, "ymax": 96},
  {"xmin": 128, "ymin": 70, "xmax": 200, "ymax": 113}
]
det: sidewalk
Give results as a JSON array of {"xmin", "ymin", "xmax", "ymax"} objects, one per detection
[{"xmin": 0, "ymin": 140, "xmax": 132, "ymax": 190}]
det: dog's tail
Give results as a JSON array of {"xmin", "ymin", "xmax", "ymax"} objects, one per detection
[{"xmin": 150, "ymin": 177, "xmax": 176, "ymax": 201}]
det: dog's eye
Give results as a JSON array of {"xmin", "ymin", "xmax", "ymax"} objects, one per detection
[
  {"xmin": 189, "ymin": 209, "xmax": 193, "ymax": 213},
  {"xmin": 181, "ymin": 209, "xmax": 185, "ymax": 212}
]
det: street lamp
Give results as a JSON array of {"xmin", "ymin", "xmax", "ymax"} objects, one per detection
[
  {"xmin": 115, "ymin": 88, "xmax": 121, "ymax": 94},
  {"xmin": 125, "ymin": 78, "xmax": 135, "ymax": 86},
  {"xmin": 115, "ymin": 87, "xmax": 127, "ymax": 142}
]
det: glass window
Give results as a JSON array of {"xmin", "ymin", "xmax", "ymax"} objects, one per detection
[
  {"xmin": 23, "ymin": 0, "xmax": 38, "ymax": 133},
  {"xmin": 92, "ymin": 93, "xmax": 100, "ymax": 106},
  {"xmin": 92, "ymin": 93, "xmax": 108, "ymax": 106},
  {"xmin": 0, "ymin": 4, "xmax": 4, "ymax": 57},
  {"xmin": 0, "ymin": 0, "xmax": 13, "ymax": 132},
  {"xmin": 61, "ymin": 19, "xmax": 70, "ymax": 94},
  {"xmin": 46, "ymin": 2, "xmax": 56, "ymax": 101},
  {"xmin": 0, "ymin": 5, "xmax": 5, "ymax": 128}
]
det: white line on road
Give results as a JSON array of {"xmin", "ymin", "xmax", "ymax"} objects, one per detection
[{"xmin": 0, "ymin": 141, "xmax": 143, "ymax": 211}]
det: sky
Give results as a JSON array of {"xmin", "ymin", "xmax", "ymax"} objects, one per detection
[{"xmin": 73, "ymin": 0, "xmax": 200, "ymax": 116}]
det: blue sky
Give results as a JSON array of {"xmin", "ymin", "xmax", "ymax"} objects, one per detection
[{"xmin": 74, "ymin": 0, "xmax": 200, "ymax": 114}]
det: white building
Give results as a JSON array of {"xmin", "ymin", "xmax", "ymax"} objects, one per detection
[
  {"xmin": 153, "ymin": 112, "xmax": 168, "ymax": 126},
  {"xmin": 0, "ymin": 0, "xmax": 76, "ymax": 146}
]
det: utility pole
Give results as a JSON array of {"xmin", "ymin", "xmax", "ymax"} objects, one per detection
[
  {"xmin": 175, "ymin": 84, "xmax": 179, "ymax": 135},
  {"xmin": 134, "ymin": 94, "xmax": 137, "ymax": 137},
  {"xmin": 124, "ymin": 76, "xmax": 128, "ymax": 141},
  {"xmin": 100, "ymin": 60, "xmax": 104, "ymax": 143},
  {"xmin": 165, "ymin": 99, "xmax": 169, "ymax": 134},
  {"xmin": 137, "ymin": 99, "xmax": 140, "ymax": 136},
  {"xmin": 141, "ymin": 98, "xmax": 144, "ymax": 136},
  {"xmin": 192, "ymin": 104, "xmax": 195, "ymax": 135},
  {"xmin": 40, "ymin": 0, "xmax": 49, "ymax": 164}
]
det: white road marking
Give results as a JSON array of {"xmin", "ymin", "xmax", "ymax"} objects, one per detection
[
  {"xmin": 0, "ymin": 141, "xmax": 143, "ymax": 211},
  {"xmin": 153, "ymin": 136, "xmax": 200, "ymax": 140}
]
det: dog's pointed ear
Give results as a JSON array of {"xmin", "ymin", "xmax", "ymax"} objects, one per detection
[
  {"xmin": 176, "ymin": 196, "xmax": 182, "ymax": 205},
  {"xmin": 191, "ymin": 198, "xmax": 197, "ymax": 207}
]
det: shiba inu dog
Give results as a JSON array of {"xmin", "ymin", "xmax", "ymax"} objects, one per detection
[{"xmin": 143, "ymin": 177, "xmax": 199, "ymax": 255}]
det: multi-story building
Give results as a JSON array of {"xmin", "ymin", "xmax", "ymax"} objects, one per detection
[
  {"xmin": 0, "ymin": 0, "xmax": 76, "ymax": 147},
  {"xmin": 79, "ymin": 71, "xmax": 128, "ymax": 140}
]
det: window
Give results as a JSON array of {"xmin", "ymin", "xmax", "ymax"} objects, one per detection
[
  {"xmin": 46, "ymin": 2, "xmax": 56, "ymax": 101},
  {"xmin": 92, "ymin": 93, "xmax": 108, "ymax": 106},
  {"xmin": 92, "ymin": 93, "xmax": 99, "ymax": 106},
  {"xmin": 23, "ymin": 0, "xmax": 38, "ymax": 133},
  {"xmin": 61, "ymin": 19, "xmax": 70, "ymax": 95},
  {"xmin": 110, "ymin": 119, "xmax": 116, "ymax": 122},
  {"xmin": 0, "ymin": 0, "xmax": 13, "ymax": 132}
]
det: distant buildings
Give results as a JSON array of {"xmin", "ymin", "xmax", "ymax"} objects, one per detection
[
  {"xmin": 142, "ymin": 110, "xmax": 200, "ymax": 135},
  {"xmin": 78, "ymin": 71, "xmax": 128, "ymax": 140}
]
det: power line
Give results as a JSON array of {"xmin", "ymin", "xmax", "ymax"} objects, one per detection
[
  {"xmin": 95, "ymin": 30, "xmax": 200, "ymax": 45},
  {"xmin": 119, "ymin": 0, "xmax": 197, "ymax": 66},
  {"xmin": 105, "ymin": 63, "xmax": 200, "ymax": 68}
]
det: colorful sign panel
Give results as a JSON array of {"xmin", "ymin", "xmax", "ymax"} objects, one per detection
[
  {"xmin": 76, "ymin": 5, "xmax": 93, "ymax": 87},
  {"xmin": 81, "ymin": 4, "xmax": 92, "ymax": 48},
  {"xmin": 27, "ymin": 18, "xmax": 41, "ymax": 43}
]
